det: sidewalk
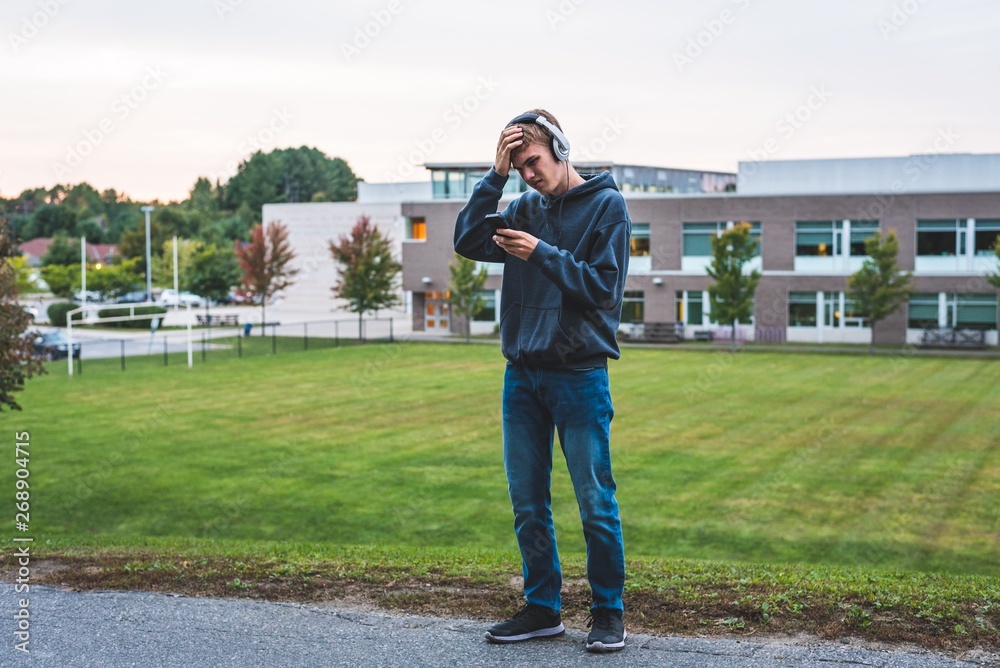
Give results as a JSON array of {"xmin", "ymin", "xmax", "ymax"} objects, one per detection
[{"xmin": 1, "ymin": 584, "xmax": 993, "ymax": 668}]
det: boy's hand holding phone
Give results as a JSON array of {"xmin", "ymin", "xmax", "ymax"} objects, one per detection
[{"xmin": 488, "ymin": 213, "xmax": 538, "ymax": 260}]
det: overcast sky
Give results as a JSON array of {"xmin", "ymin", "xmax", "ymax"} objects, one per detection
[{"xmin": 2, "ymin": 0, "xmax": 998, "ymax": 202}]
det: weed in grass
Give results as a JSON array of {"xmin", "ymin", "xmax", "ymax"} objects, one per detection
[
  {"xmin": 228, "ymin": 577, "xmax": 252, "ymax": 591},
  {"xmin": 846, "ymin": 604, "xmax": 873, "ymax": 628}
]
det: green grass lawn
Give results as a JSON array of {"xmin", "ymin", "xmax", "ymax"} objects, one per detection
[{"xmin": 9, "ymin": 342, "xmax": 1000, "ymax": 577}]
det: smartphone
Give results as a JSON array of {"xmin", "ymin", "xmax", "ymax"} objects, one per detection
[{"xmin": 485, "ymin": 213, "xmax": 508, "ymax": 230}]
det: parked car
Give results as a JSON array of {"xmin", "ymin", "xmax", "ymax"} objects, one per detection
[
  {"xmin": 158, "ymin": 289, "xmax": 204, "ymax": 307},
  {"xmin": 71, "ymin": 289, "xmax": 103, "ymax": 303},
  {"xmin": 114, "ymin": 290, "xmax": 152, "ymax": 304},
  {"xmin": 228, "ymin": 289, "xmax": 261, "ymax": 305},
  {"xmin": 34, "ymin": 331, "xmax": 81, "ymax": 360}
]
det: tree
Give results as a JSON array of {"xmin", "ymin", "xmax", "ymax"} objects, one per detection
[
  {"xmin": 223, "ymin": 147, "xmax": 360, "ymax": 221},
  {"xmin": 847, "ymin": 231, "xmax": 913, "ymax": 353},
  {"xmin": 152, "ymin": 238, "xmax": 203, "ymax": 289},
  {"xmin": 186, "ymin": 177, "xmax": 221, "ymax": 218},
  {"xmin": 988, "ymin": 234, "xmax": 1000, "ymax": 290},
  {"xmin": 39, "ymin": 264, "xmax": 77, "ymax": 299},
  {"xmin": 185, "ymin": 244, "xmax": 242, "ymax": 320},
  {"xmin": 41, "ymin": 234, "xmax": 79, "ymax": 266},
  {"xmin": 447, "ymin": 254, "xmax": 487, "ymax": 342},
  {"xmin": 86, "ymin": 258, "xmax": 143, "ymax": 301},
  {"xmin": 706, "ymin": 222, "xmax": 761, "ymax": 347},
  {"xmin": 0, "ymin": 216, "xmax": 45, "ymax": 411},
  {"xmin": 10, "ymin": 256, "xmax": 37, "ymax": 294},
  {"xmin": 329, "ymin": 215, "xmax": 401, "ymax": 340},
  {"xmin": 117, "ymin": 215, "xmax": 167, "ymax": 281},
  {"xmin": 23, "ymin": 202, "xmax": 77, "ymax": 239},
  {"xmin": 235, "ymin": 222, "xmax": 298, "ymax": 334}
]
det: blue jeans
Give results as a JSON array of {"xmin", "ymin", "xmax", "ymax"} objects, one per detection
[{"xmin": 502, "ymin": 363, "xmax": 625, "ymax": 614}]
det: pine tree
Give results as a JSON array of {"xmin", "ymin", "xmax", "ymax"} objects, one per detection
[
  {"xmin": 847, "ymin": 231, "xmax": 913, "ymax": 353},
  {"xmin": 329, "ymin": 215, "xmax": 401, "ymax": 340}
]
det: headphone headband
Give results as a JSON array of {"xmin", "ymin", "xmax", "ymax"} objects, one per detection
[{"xmin": 506, "ymin": 113, "xmax": 570, "ymax": 162}]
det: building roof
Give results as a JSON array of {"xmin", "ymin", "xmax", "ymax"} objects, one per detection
[
  {"xmin": 737, "ymin": 152, "xmax": 1000, "ymax": 196},
  {"xmin": 17, "ymin": 237, "xmax": 118, "ymax": 266},
  {"xmin": 423, "ymin": 161, "xmax": 736, "ymax": 176}
]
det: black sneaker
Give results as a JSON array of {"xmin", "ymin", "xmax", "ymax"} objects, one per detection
[
  {"xmin": 485, "ymin": 604, "xmax": 565, "ymax": 643},
  {"xmin": 586, "ymin": 608, "xmax": 626, "ymax": 652}
]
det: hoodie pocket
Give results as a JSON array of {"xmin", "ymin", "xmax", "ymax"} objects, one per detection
[
  {"xmin": 519, "ymin": 304, "xmax": 562, "ymax": 360},
  {"xmin": 501, "ymin": 304, "xmax": 582, "ymax": 365}
]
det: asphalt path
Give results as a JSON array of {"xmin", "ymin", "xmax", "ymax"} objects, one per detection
[{"xmin": 1, "ymin": 584, "xmax": 994, "ymax": 668}]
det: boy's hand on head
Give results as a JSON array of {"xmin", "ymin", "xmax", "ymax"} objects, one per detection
[{"xmin": 494, "ymin": 126, "xmax": 524, "ymax": 177}]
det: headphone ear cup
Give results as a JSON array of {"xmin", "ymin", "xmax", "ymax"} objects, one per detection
[
  {"xmin": 553, "ymin": 130, "xmax": 570, "ymax": 161},
  {"xmin": 507, "ymin": 113, "xmax": 570, "ymax": 161}
]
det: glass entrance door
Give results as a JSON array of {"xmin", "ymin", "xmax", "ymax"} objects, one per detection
[{"xmin": 424, "ymin": 292, "xmax": 450, "ymax": 333}]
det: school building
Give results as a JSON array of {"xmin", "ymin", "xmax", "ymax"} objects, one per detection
[
  {"xmin": 263, "ymin": 153, "xmax": 1000, "ymax": 347},
  {"xmin": 400, "ymin": 154, "xmax": 1000, "ymax": 346}
]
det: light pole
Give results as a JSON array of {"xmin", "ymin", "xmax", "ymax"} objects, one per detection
[{"xmin": 141, "ymin": 205, "xmax": 155, "ymax": 301}]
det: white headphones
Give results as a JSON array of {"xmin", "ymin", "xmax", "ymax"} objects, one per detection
[{"xmin": 506, "ymin": 113, "xmax": 571, "ymax": 162}]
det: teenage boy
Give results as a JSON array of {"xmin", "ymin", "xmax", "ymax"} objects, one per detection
[{"xmin": 453, "ymin": 109, "xmax": 631, "ymax": 653}]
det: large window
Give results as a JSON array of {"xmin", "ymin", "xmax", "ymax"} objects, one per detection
[
  {"xmin": 796, "ymin": 222, "xmax": 836, "ymax": 256},
  {"xmin": 788, "ymin": 292, "xmax": 817, "ymax": 327},
  {"xmin": 431, "ymin": 169, "xmax": 492, "ymax": 198},
  {"xmin": 907, "ymin": 293, "xmax": 998, "ymax": 330},
  {"xmin": 908, "ymin": 293, "xmax": 940, "ymax": 329},
  {"xmin": 838, "ymin": 295, "xmax": 869, "ymax": 328},
  {"xmin": 448, "ymin": 171, "xmax": 466, "ymax": 199},
  {"xmin": 917, "ymin": 219, "xmax": 966, "ymax": 256},
  {"xmin": 675, "ymin": 290, "xmax": 704, "ymax": 325},
  {"xmin": 630, "ymin": 223, "xmax": 650, "ymax": 256},
  {"xmin": 432, "ymin": 172, "xmax": 447, "ymax": 198},
  {"xmin": 682, "ymin": 223, "xmax": 717, "ymax": 256},
  {"xmin": 955, "ymin": 294, "xmax": 997, "ymax": 330},
  {"xmin": 791, "ymin": 292, "xmax": 870, "ymax": 328},
  {"xmin": 472, "ymin": 290, "xmax": 496, "ymax": 322},
  {"xmin": 406, "ymin": 216, "xmax": 426, "ymax": 241},
  {"xmin": 974, "ymin": 220, "xmax": 1000, "ymax": 256},
  {"xmin": 849, "ymin": 221, "xmax": 880, "ymax": 255},
  {"xmin": 795, "ymin": 220, "xmax": 879, "ymax": 257},
  {"xmin": 682, "ymin": 221, "xmax": 760, "ymax": 256},
  {"xmin": 621, "ymin": 291, "xmax": 644, "ymax": 324},
  {"xmin": 823, "ymin": 292, "xmax": 868, "ymax": 327}
]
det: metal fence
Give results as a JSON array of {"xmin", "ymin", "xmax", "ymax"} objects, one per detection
[{"xmin": 52, "ymin": 317, "xmax": 399, "ymax": 376}]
